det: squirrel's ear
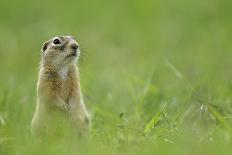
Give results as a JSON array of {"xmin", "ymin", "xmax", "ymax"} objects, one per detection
[{"xmin": 41, "ymin": 41, "xmax": 49, "ymax": 52}]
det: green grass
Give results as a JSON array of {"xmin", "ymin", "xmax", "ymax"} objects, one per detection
[{"xmin": 1, "ymin": 0, "xmax": 232, "ymax": 154}]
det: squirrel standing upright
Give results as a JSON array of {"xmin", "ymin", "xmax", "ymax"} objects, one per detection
[{"xmin": 31, "ymin": 36, "xmax": 90, "ymax": 137}]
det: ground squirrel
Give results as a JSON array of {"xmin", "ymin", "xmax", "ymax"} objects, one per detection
[{"xmin": 31, "ymin": 36, "xmax": 90, "ymax": 137}]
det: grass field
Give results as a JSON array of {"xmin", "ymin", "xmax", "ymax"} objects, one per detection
[{"xmin": 1, "ymin": 0, "xmax": 232, "ymax": 154}]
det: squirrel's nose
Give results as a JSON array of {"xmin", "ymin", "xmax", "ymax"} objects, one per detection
[{"xmin": 71, "ymin": 44, "xmax": 78, "ymax": 50}]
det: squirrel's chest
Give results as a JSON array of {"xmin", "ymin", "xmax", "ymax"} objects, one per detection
[{"xmin": 58, "ymin": 79, "xmax": 74, "ymax": 103}]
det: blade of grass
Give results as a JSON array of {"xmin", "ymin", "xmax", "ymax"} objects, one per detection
[
  {"xmin": 143, "ymin": 103, "xmax": 167, "ymax": 135},
  {"xmin": 205, "ymin": 103, "xmax": 232, "ymax": 134}
]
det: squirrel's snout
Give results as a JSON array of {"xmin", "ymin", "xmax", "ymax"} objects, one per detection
[{"xmin": 71, "ymin": 44, "xmax": 78, "ymax": 50}]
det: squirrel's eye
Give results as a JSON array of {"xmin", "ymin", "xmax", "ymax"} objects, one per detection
[{"xmin": 53, "ymin": 39, "xmax": 61, "ymax": 44}]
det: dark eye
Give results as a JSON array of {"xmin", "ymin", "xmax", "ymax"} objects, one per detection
[{"xmin": 53, "ymin": 39, "xmax": 61, "ymax": 44}]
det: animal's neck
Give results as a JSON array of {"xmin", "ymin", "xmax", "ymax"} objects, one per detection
[
  {"xmin": 58, "ymin": 66, "xmax": 69, "ymax": 80},
  {"xmin": 41, "ymin": 63, "xmax": 69, "ymax": 79},
  {"xmin": 41, "ymin": 63, "xmax": 77, "ymax": 80}
]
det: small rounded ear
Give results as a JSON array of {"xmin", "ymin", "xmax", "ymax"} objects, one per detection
[{"xmin": 41, "ymin": 41, "xmax": 49, "ymax": 52}]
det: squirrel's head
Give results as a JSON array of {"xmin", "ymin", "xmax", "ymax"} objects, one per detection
[{"xmin": 41, "ymin": 36, "xmax": 80, "ymax": 69}]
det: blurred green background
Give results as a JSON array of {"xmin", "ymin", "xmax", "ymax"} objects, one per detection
[{"xmin": 0, "ymin": 0, "xmax": 232, "ymax": 154}]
